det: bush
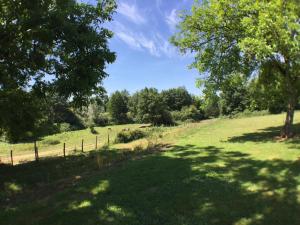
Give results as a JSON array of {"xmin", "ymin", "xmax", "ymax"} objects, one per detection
[
  {"xmin": 152, "ymin": 110, "xmax": 174, "ymax": 126},
  {"xmin": 171, "ymin": 111, "xmax": 182, "ymax": 121},
  {"xmin": 171, "ymin": 105, "xmax": 204, "ymax": 122},
  {"xmin": 93, "ymin": 113, "xmax": 111, "ymax": 127},
  {"xmin": 59, "ymin": 123, "xmax": 72, "ymax": 132},
  {"xmin": 89, "ymin": 126, "xmax": 98, "ymax": 134},
  {"xmin": 115, "ymin": 129, "xmax": 145, "ymax": 143}
]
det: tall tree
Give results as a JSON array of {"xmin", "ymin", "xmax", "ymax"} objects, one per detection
[
  {"xmin": 129, "ymin": 88, "xmax": 173, "ymax": 125},
  {"xmin": 0, "ymin": 0, "xmax": 116, "ymax": 141},
  {"xmin": 107, "ymin": 90, "xmax": 129, "ymax": 124},
  {"xmin": 161, "ymin": 87, "xmax": 193, "ymax": 111},
  {"xmin": 172, "ymin": 0, "xmax": 300, "ymax": 137}
]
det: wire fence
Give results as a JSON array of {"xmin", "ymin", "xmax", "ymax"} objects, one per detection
[{"xmin": 0, "ymin": 135, "xmax": 110, "ymax": 166}]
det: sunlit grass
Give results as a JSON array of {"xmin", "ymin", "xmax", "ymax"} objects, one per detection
[
  {"xmin": 1, "ymin": 112, "xmax": 300, "ymax": 225},
  {"xmin": 0, "ymin": 124, "xmax": 143, "ymax": 154}
]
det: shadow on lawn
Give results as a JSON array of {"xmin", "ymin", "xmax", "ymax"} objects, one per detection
[
  {"xmin": 1, "ymin": 144, "xmax": 300, "ymax": 225},
  {"xmin": 227, "ymin": 123, "xmax": 300, "ymax": 145}
]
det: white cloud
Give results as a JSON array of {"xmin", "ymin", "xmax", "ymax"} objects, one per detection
[
  {"xmin": 165, "ymin": 9, "xmax": 179, "ymax": 31},
  {"xmin": 115, "ymin": 31, "xmax": 160, "ymax": 57},
  {"xmin": 112, "ymin": 22, "xmax": 184, "ymax": 58},
  {"xmin": 117, "ymin": 2, "xmax": 146, "ymax": 25},
  {"xmin": 116, "ymin": 31, "xmax": 141, "ymax": 49},
  {"xmin": 137, "ymin": 35, "xmax": 160, "ymax": 56}
]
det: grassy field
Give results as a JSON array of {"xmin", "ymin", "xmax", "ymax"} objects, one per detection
[
  {"xmin": 1, "ymin": 112, "xmax": 300, "ymax": 225},
  {"xmin": 0, "ymin": 124, "xmax": 154, "ymax": 164}
]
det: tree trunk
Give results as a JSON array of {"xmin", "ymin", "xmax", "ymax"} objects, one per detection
[
  {"xmin": 280, "ymin": 68, "xmax": 298, "ymax": 139},
  {"xmin": 281, "ymin": 99, "xmax": 295, "ymax": 138}
]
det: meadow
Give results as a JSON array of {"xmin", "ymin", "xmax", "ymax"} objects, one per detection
[
  {"xmin": 0, "ymin": 124, "xmax": 149, "ymax": 164},
  {"xmin": 1, "ymin": 112, "xmax": 300, "ymax": 225}
]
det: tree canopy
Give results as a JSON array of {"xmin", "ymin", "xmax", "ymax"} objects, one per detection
[
  {"xmin": 161, "ymin": 87, "xmax": 193, "ymax": 111},
  {"xmin": 218, "ymin": 73, "xmax": 249, "ymax": 116},
  {"xmin": 129, "ymin": 88, "xmax": 173, "ymax": 125},
  {"xmin": 172, "ymin": 0, "xmax": 300, "ymax": 137},
  {"xmin": 0, "ymin": 0, "xmax": 116, "ymax": 141},
  {"xmin": 108, "ymin": 90, "xmax": 130, "ymax": 124}
]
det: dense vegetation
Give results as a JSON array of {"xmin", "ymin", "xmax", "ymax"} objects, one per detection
[
  {"xmin": 1, "ymin": 0, "xmax": 299, "ymax": 143},
  {"xmin": 0, "ymin": 0, "xmax": 116, "ymax": 142},
  {"xmin": 2, "ymin": 82, "xmax": 297, "ymax": 143},
  {"xmin": 72, "ymin": 84, "xmax": 299, "ymax": 129},
  {"xmin": 172, "ymin": 0, "xmax": 300, "ymax": 137},
  {"xmin": 0, "ymin": 1, "xmax": 299, "ymax": 224}
]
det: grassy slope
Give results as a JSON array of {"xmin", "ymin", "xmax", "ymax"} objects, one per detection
[
  {"xmin": 0, "ymin": 124, "xmax": 145, "ymax": 162},
  {"xmin": 1, "ymin": 113, "xmax": 300, "ymax": 225}
]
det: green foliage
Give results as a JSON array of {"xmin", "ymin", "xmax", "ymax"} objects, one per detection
[
  {"xmin": 161, "ymin": 87, "xmax": 193, "ymax": 111},
  {"xmin": 191, "ymin": 95, "xmax": 202, "ymax": 109},
  {"xmin": 219, "ymin": 73, "xmax": 250, "ymax": 116},
  {"xmin": 1, "ymin": 0, "xmax": 116, "ymax": 106},
  {"xmin": 0, "ymin": 0, "xmax": 116, "ymax": 140},
  {"xmin": 172, "ymin": 0, "xmax": 300, "ymax": 135},
  {"xmin": 199, "ymin": 74, "xmax": 286, "ymax": 118},
  {"xmin": 199, "ymin": 81, "xmax": 220, "ymax": 118},
  {"xmin": 0, "ymin": 90, "xmax": 45, "ymax": 143},
  {"xmin": 58, "ymin": 123, "xmax": 73, "ymax": 133},
  {"xmin": 129, "ymin": 88, "xmax": 173, "ymax": 125},
  {"xmin": 226, "ymin": 109, "xmax": 270, "ymax": 119},
  {"xmin": 49, "ymin": 95, "xmax": 84, "ymax": 130},
  {"xmin": 77, "ymin": 100, "xmax": 110, "ymax": 128},
  {"xmin": 171, "ymin": 105, "xmax": 204, "ymax": 122},
  {"xmin": 115, "ymin": 129, "xmax": 145, "ymax": 143},
  {"xmin": 93, "ymin": 112, "xmax": 111, "ymax": 127},
  {"xmin": 108, "ymin": 90, "xmax": 130, "ymax": 124},
  {"xmin": 89, "ymin": 126, "xmax": 98, "ymax": 134},
  {"xmin": 128, "ymin": 92, "xmax": 140, "ymax": 122},
  {"xmin": 248, "ymin": 78, "xmax": 286, "ymax": 114}
]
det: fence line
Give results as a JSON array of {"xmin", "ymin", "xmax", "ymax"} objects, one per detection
[{"xmin": 0, "ymin": 135, "xmax": 108, "ymax": 166}]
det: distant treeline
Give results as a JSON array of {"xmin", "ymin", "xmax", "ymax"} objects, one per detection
[{"xmin": 2, "ymin": 79, "xmax": 299, "ymax": 143}]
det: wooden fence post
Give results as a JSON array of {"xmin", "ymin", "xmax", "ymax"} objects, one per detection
[
  {"xmin": 95, "ymin": 136, "xmax": 98, "ymax": 149},
  {"xmin": 63, "ymin": 143, "xmax": 66, "ymax": 158},
  {"xmin": 107, "ymin": 128, "xmax": 111, "ymax": 146},
  {"xmin": 81, "ymin": 139, "xmax": 84, "ymax": 152},
  {"xmin": 34, "ymin": 141, "xmax": 39, "ymax": 162},
  {"xmin": 10, "ymin": 150, "xmax": 13, "ymax": 166}
]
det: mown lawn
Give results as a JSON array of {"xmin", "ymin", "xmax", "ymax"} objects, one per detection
[{"xmin": 1, "ymin": 112, "xmax": 300, "ymax": 225}]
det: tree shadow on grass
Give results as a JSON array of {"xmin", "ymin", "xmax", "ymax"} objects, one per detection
[
  {"xmin": 227, "ymin": 123, "xmax": 300, "ymax": 145},
  {"xmin": 1, "ymin": 144, "xmax": 300, "ymax": 225}
]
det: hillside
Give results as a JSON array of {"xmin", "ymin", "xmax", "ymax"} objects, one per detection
[{"xmin": 1, "ymin": 112, "xmax": 300, "ymax": 225}]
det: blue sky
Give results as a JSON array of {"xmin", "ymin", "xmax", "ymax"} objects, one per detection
[{"xmin": 102, "ymin": 0, "xmax": 200, "ymax": 95}]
